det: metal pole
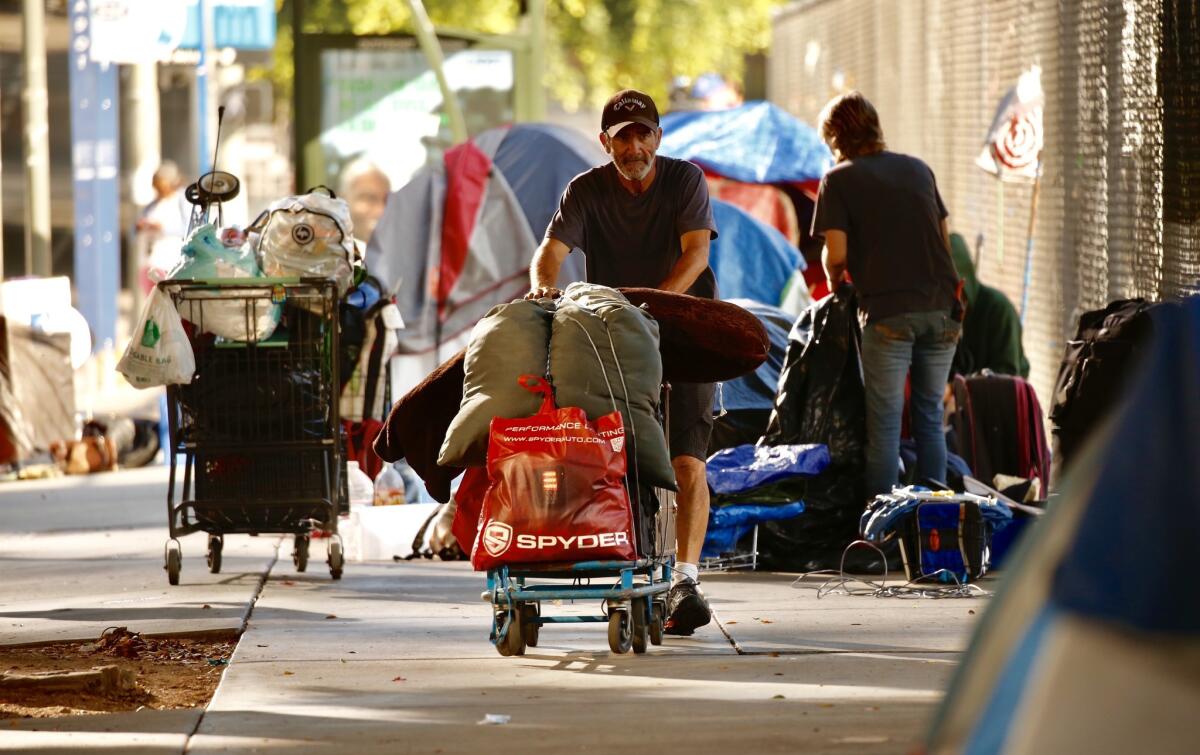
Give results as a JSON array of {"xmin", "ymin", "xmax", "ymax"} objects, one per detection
[
  {"xmin": 526, "ymin": 0, "xmax": 546, "ymax": 121},
  {"xmin": 1019, "ymin": 158, "xmax": 1044, "ymax": 325},
  {"xmin": 125, "ymin": 62, "xmax": 161, "ymax": 328},
  {"xmin": 404, "ymin": 0, "xmax": 468, "ymax": 145},
  {"xmin": 197, "ymin": 0, "xmax": 217, "ymax": 174},
  {"xmin": 21, "ymin": 0, "xmax": 52, "ymax": 277}
]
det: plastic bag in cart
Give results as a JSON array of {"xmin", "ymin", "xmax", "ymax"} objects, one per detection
[
  {"xmin": 470, "ymin": 375, "xmax": 636, "ymax": 571},
  {"xmin": 168, "ymin": 224, "xmax": 280, "ymax": 342},
  {"xmin": 117, "ymin": 287, "xmax": 196, "ymax": 389}
]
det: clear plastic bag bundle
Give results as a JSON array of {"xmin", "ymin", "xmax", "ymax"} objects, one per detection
[{"xmin": 252, "ymin": 187, "xmax": 357, "ymax": 295}]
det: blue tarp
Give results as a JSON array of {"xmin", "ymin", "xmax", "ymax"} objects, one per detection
[
  {"xmin": 706, "ymin": 443, "xmax": 830, "ymax": 495},
  {"xmin": 660, "ymin": 101, "xmax": 833, "ymax": 184},
  {"xmin": 703, "ymin": 500, "xmax": 805, "ymax": 558},
  {"xmin": 709, "ymin": 200, "xmax": 803, "ymax": 306},
  {"xmin": 715, "ymin": 299, "xmax": 792, "ymax": 414}
]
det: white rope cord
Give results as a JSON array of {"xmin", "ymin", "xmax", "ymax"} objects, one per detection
[
  {"xmin": 788, "ymin": 540, "xmax": 991, "ymax": 600},
  {"xmin": 601, "ymin": 324, "xmax": 644, "ymax": 497},
  {"xmin": 560, "ymin": 312, "xmax": 621, "ymax": 418},
  {"xmin": 560, "ymin": 306, "xmax": 650, "ymax": 546}
]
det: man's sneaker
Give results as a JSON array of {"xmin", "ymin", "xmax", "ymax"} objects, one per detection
[{"xmin": 663, "ymin": 578, "xmax": 711, "ymax": 636}]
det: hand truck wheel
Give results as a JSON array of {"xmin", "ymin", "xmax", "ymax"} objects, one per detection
[
  {"xmin": 493, "ymin": 609, "xmax": 525, "ymax": 657},
  {"xmin": 165, "ymin": 540, "xmax": 182, "ymax": 586},
  {"xmin": 293, "ymin": 534, "xmax": 309, "ymax": 572},
  {"xmin": 206, "ymin": 535, "xmax": 223, "ymax": 574},
  {"xmin": 649, "ymin": 600, "xmax": 666, "ymax": 646},
  {"xmin": 519, "ymin": 602, "xmax": 540, "ymax": 648},
  {"xmin": 608, "ymin": 608, "xmax": 632, "ymax": 654},
  {"xmin": 328, "ymin": 537, "xmax": 344, "ymax": 580},
  {"xmin": 631, "ymin": 597, "xmax": 650, "ymax": 654}
]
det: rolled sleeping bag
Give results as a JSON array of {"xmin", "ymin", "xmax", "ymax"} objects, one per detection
[
  {"xmin": 619, "ymin": 287, "xmax": 769, "ymax": 384},
  {"xmin": 437, "ymin": 299, "xmax": 554, "ymax": 468},
  {"xmin": 550, "ymin": 283, "xmax": 676, "ymax": 490}
]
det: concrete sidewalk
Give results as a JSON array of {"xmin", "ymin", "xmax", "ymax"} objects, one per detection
[
  {"xmin": 0, "ymin": 468, "xmax": 988, "ymax": 753},
  {"xmin": 2, "ymin": 553, "xmax": 987, "ymax": 754},
  {"xmin": 179, "ymin": 562, "xmax": 980, "ymax": 754},
  {"xmin": 0, "ymin": 467, "xmax": 280, "ymax": 646},
  {"xmin": 0, "ymin": 466, "xmax": 281, "ymax": 754}
]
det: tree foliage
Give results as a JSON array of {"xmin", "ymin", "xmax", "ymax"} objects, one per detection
[{"xmin": 258, "ymin": 0, "xmax": 781, "ymax": 112}]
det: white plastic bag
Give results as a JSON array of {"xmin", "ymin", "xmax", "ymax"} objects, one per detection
[
  {"xmin": 117, "ymin": 288, "xmax": 196, "ymax": 389},
  {"xmin": 253, "ymin": 187, "xmax": 357, "ymax": 294}
]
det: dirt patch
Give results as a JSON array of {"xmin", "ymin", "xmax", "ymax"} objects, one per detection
[{"xmin": 0, "ymin": 627, "xmax": 236, "ymax": 719}]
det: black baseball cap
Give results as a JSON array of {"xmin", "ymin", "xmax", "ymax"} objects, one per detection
[{"xmin": 601, "ymin": 89, "xmax": 660, "ymax": 138}]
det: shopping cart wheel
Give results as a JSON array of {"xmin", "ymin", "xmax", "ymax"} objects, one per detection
[
  {"xmin": 293, "ymin": 534, "xmax": 309, "ymax": 572},
  {"xmin": 649, "ymin": 600, "xmax": 665, "ymax": 646},
  {"xmin": 519, "ymin": 602, "xmax": 540, "ymax": 648},
  {"xmin": 608, "ymin": 609, "xmax": 632, "ymax": 654},
  {"xmin": 494, "ymin": 609, "xmax": 525, "ymax": 657},
  {"xmin": 165, "ymin": 540, "xmax": 182, "ymax": 586},
  {"xmin": 328, "ymin": 537, "xmax": 344, "ymax": 580},
  {"xmin": 206, "ymin": 535, "xmax": 223, "ymax": 574},
  {"xmin": 631, "ymin": 597, "xmax": 650, "ymax": 654}
]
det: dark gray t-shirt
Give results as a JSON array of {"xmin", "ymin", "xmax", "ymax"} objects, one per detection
[
  {"xmin": 545, "ymin": 156, "xmax": 719, "ymax": 299},
  {"xmin": 811, "ymin": 151, "xmax": 958, "ymax": 322}
]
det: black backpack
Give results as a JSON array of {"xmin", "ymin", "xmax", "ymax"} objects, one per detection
[{"xmin": 1049, "ymin": 298, "xmax": 1155, "ymax": 481}]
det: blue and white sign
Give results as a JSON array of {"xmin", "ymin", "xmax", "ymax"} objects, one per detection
[
  {"xmin": 69, "ymin": 0, "xmax": 121, "ymax": 352},
  {"xmin": 87, "ymin": 0, "xmax": 275, "ymax": 63},
  {"xmin": 179, "ymin": 0, "xmax": 276, "ymax": 51}
]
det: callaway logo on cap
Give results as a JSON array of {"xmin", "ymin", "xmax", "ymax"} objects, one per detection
[{"xmin": 601, "ymin": 88, "xmax": 660, "ymax": 138}]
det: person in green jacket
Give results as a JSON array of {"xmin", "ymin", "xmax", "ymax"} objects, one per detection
[{"xmin": 949, "ymin": 233, "xmax": 1030, "ymax": 378}]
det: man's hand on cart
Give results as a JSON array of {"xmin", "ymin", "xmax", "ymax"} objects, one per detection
[{"xmin": 525, "ymin": 286, "xmax": 562, "ymax": 301}]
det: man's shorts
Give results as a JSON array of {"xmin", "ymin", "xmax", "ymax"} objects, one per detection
[{"xmin": 668, "ymin": 382, "xmax": 715, "ymax": 462}]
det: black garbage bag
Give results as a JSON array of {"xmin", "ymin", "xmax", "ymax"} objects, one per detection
[
  {"xmin": 180, "ymin": 348, "xmax": 328, "ymax": 442},
  {"xmin": 761, "ymin": 286, "xmax": 865, "ymax": 463},
  {"xmin": 753, "ymin": 286, "xmax": 871, "ymax": 571}
]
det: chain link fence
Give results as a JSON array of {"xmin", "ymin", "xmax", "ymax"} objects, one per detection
[{"xmin": 769, "ymin": 0, "xmax": 1198, "ymax": 411}]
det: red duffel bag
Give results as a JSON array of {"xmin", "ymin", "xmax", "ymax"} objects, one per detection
[{"xmin": 470, "ymin": 375, "xmax": 637, "ymax": 570}]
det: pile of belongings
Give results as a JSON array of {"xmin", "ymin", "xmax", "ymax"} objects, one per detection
[
  {"xmin": 374, "ymin": 285, "xmax": 772, "ymax": 558},
  {"xmin": 119, "ymin": 188, "xmax": 369, "ymax": 391},
  {"xmin": 736, "ymin": 286, "xmax": 869, "ymax": 571},
  {"xmin": 701, "ymin": 442, "xmax": 830, "ymax": 559},
  {"xmin": 860, "ymin": 486, "xmax": 1012, "ymax": 584}
]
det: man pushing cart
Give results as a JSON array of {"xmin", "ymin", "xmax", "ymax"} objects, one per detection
[{"xmin": 522, "ymin": 88, "xmax": 719, "ymax": 640}]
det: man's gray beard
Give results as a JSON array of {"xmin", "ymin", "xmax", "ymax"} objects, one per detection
[{"xmin": 614, "ymin": 158, "xmax": 652, "ymax": 182}]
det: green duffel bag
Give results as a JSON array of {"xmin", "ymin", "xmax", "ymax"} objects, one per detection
[
  {"xmin": 550, "ymin": 284, "xmax": 676, "ymax": 491},
  {"xmin": 438, "ymin": 299, "xmax": 553, "ymax": 468}
]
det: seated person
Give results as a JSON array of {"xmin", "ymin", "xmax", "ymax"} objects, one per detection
[{"xmin": 950, "ymin": 232, "xmax": 1030, "ymax": 377}]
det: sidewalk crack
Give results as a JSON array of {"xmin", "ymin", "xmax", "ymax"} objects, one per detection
[{"xmin": 181, "ymin": 536, "xmax": 282, "ymax": 753}]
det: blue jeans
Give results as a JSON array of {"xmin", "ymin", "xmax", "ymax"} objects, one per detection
[{"xmin": 860, "ymin": 310, "xmax": 961, "ymax": 497}]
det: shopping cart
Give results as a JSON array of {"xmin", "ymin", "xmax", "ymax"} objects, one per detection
[
  {"xmin": 159, "ymin": 277, "xmax": 347, "ymax": 584},
  {"xmin": 484, "ymin": 387, "xmax": 677, "ymax": 656}
]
